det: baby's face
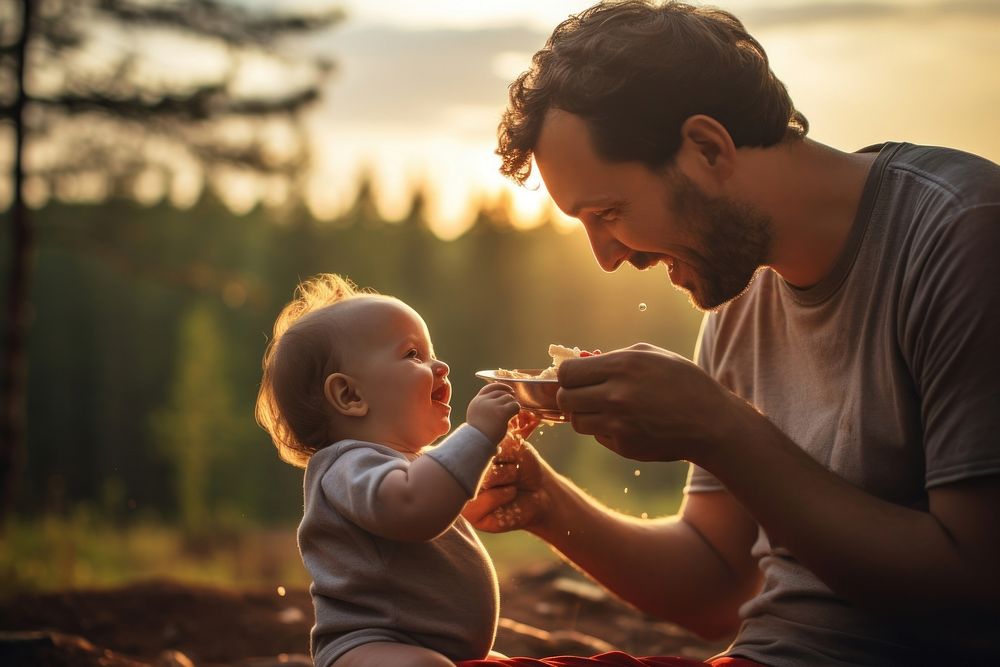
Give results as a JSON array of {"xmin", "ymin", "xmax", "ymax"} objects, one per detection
[{"xmin": 340, "ymin": 298, "xmax": 452, "ymax": 452}]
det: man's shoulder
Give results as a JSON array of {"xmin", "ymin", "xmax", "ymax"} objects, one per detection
[{"xmin": 879, "ymin": 142, "xmax": 1000, "ymax": 209}]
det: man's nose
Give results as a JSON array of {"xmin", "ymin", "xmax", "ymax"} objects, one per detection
[{"xmin": 582, "ymin": 220, "xmax": 628, "ymax": 272}]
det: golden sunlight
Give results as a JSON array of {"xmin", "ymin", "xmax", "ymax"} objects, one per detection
[
  {"xmin": 6, "ymin": 1, "xmax": 996, "ymax": 236},
  {"xmin": 295, "ymin": 1, "xmax": 1000, "ymax": 239}
]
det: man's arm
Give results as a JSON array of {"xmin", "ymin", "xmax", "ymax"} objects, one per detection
[
  {"xmin": 466, "ymin": 441, "xmax": 761, "ymax": 639},
  {"xmin": 558, "ymin": 348, "xmax": 1000, "ymax": 617},
  {"xmin": 705, "ymin": 404, "xmax": 1000, "ymax": 615},
  {"xmin": 536, "ymin": 485, "xmax": 762, "ymax": 639}
]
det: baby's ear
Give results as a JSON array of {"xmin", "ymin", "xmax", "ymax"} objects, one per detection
[{"xmin": 324, "ymin": 373, "xmax": 368, "ymax": 417}]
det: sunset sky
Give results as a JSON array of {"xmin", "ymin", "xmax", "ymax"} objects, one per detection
[
  {"xmin": 8, "ymin": 1, "xmax": 998, "ymax": 238},
  {"xmin": 297, "ymin": 0, "xmax": 1000, "ymax": 239}
]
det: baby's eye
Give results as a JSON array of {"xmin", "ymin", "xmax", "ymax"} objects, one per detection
[
  {"xmin": 405, "ymin": 348, "xmax": 421, "ymax": 360},
  {"xmin": 593, "ymin": 207, "xmax": 620, "ymax": 223}
]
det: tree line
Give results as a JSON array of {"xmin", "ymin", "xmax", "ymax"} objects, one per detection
[{"xmin": 3, "ymin": 184, "xmax": 703, "ymax": 535}]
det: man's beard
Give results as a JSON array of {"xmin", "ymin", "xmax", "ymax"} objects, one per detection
[{"xmin": 667, "ymin": 171, "xmax": 773, "ymax": 311}]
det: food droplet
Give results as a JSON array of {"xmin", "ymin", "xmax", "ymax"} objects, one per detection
[
  {"xmin": 277, "ymin": 586, "xmax": 286, "ymax": 597},
  {"xmin": 624, "ymin": 487, "xmax": 629, "ymax": 494},
  {"xmin": 638, "ymin": 302, "xmax": 647, "ymax": 311},
  {"xmin": 641, "ymin": 512, "xmax": 648, "ymax": 519},
  {"xmin": 634, "ymin": 469, "xmax": 641, "ymax": 477}
]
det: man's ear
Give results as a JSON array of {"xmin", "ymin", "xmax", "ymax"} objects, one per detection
[
  {"xmin": 675, "ymin": 114, "xmax": 737, "ymax": 186},
  {"xmin": 324, "ymin": 373, "xmax": 368, "ymax": 417}
]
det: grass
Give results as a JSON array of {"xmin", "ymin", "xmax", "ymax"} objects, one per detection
[
  {"xmin": 1, "ymin": 462, "xmax": 686, "ymax": 600},
  {"xmin": 0, "ymin": 508, "xmax": 566, "ymax": 600},
  {"xmin": 0, "ymin": 509, "xmax": 311, "ymax": 599}
]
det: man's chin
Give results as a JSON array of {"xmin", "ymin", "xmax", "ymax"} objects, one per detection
[
  {"xmin": 676, "ymin": 284, "xmax": 715, "ymax": 312},
  {"xmin": 688, "ymin": 276, "xmax": 760, "ymax": 312},
  {"xmin": 666, "ymin": 261, "xmax": 709, "ymax": 309},
  {"xmin": 667, "ymin": 265, "xmax": 738, "ymax": 312}
]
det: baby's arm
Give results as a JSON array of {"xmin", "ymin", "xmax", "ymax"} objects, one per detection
[{"xmin": 373, "ymin": 383, "xmax": 518, "ymax": 542}]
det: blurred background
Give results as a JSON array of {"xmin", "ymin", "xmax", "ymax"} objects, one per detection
[{"xmin": 1, "ymin": 0, "xmax": 998, "ymax": 596}]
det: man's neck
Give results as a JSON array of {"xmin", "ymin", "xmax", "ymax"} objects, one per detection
[{"xmin": 739, "ymin": 138, "xmax": 879, "ymax": 289}]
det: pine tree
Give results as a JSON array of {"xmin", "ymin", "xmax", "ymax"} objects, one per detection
[
  {"xmin": 151, "ymin": 301, "xmax": 237, "ymax": 539},
  {"xmin": 0, "ymin": 0, "xmax": 342, "ymax": 527}
]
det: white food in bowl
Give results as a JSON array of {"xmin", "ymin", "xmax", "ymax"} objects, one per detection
[{"xmin": 495, "ymin": 344, "xmax": 581, "ymax": 380}]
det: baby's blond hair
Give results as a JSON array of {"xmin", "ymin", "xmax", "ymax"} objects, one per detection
[{"xmin": 255, "ymin": 274, "xmax": 374, "ymax": 467}]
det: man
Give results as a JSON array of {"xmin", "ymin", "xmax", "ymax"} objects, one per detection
[{"xmin": 460, "ymin": 1, "xmax": 1000, "ymax": 666}]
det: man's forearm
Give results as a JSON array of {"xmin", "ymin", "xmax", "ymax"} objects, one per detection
[
  {"xmin": 702, "ymin": 401, "xmax": 1000, "ymax": 614},
  {"xmin": 528, "ymin": 464, "xmax": 757, "ymax": 638}
]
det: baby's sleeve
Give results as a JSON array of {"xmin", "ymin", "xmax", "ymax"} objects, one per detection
[
  {"xmin": 423, "ymin": 423, "xmax": 496, "ymax": 497},
  {"xmin": 319, "ymin": 444, "xmax": 407, "ymax": 534}
]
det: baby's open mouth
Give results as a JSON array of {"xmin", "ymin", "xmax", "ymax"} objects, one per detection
[{"xmin": 431, "ymin": 383, "xmax": 450, "ymax": 404}]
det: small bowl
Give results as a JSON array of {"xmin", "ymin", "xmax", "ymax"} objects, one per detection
[{"xmin": 475, "ymin": 369, "xmax": 565, "ymax": 422}]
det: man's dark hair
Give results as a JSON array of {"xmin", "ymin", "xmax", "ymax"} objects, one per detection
[{"xmin": 497, "ymin": 0, "xmax": 809, "ymax": 184}]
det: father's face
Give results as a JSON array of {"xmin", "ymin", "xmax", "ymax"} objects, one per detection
[{"xmin": 534, "ymin": 109, "xmax": 772, "ymax": 311}]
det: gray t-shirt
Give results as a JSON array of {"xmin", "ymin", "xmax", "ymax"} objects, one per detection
[
  {"xmin": 687, "ymin": 142, "xmax": 1000, "ymax": 665},
  {"xmin": 298, "ymin": 424, "xmax": 500, "ymax": 667}
]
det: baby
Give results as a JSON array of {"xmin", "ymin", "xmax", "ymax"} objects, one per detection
[{"xmin": 255, "ymin": 274, "xmax": 521, "ymax": 667}]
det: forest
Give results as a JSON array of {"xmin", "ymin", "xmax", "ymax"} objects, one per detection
[
  {"xmin": 1, "ymin": 181, "xmax": 705, "ymax": 591},
  {"xmin": 0, "ymin": 0, "xmax": 703, "ymax": 603}
]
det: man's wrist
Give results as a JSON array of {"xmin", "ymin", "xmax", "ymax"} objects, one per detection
[
  {"xmin": 694, "ymin": 391, "xmax": 764, "ymax": 472},
  {"xmin": 526, "ymin": 463, "xmax": 579, "ymax": 541}
]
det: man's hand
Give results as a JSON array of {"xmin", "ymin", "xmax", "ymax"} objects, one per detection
[
  {"xmin": 557, "ymin": 343, "xmax": 748, "ymax": 464},
  {"xmin": 463, "ymin": 411, "xmax": 551, "ymax": 532}
]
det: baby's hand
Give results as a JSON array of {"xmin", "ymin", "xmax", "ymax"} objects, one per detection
[{"xmin": 467, "ymin": 382, "xmax": 520, "ymax": 444}]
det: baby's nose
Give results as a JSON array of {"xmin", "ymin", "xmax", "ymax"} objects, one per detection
[{"xmin": 433, "ymin": 360, "xmax": 449, "ymax": 377}]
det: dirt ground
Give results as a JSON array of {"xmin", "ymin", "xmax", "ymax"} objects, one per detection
[{"xmin": 0, "ymin": 562, "xmax": 730, "ymax": 666}]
